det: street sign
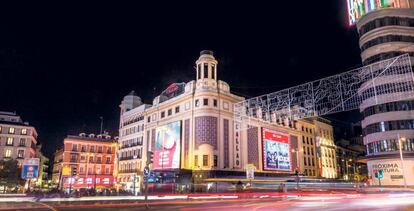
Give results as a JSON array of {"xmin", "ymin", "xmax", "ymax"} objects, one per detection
[
  {"xmin": 144, "ymin": 166, "xmax": 150, "ymax": 177},
  {"xmin": 21, "ymin": 158, "xmax": 40, "ymax": 179},
  {"xmin": 62, "ymin": 166, "xmax": 71, "ymax": 176}
]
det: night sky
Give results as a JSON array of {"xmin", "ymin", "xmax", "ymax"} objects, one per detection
[{"xmin": 0, "ymin": 1, "xmax": 362, "ymax": 158}]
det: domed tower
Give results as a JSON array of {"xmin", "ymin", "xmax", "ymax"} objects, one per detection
[
  {"xmin": 119, "ymin": 90, "xmax": 142, "ymax": 116},
  {"xmin": 195, "ymin": 50, "xmax": 218, "ymax": 89}
]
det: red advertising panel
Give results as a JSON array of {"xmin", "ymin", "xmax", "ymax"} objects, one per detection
[
  {"xmin": 63, "ymin": 175, "xmax": 114, "ymax": 188},
  {"xmin": 262, "ymin": 128, "xmax": 292, "ymax": 171}
]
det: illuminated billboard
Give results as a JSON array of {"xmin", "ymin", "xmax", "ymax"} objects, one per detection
[
  {"xmin": 262, "ymin": 128, "xmax": 292, "ymax": 171},
  {"xmin": 347, "ymin": 0, "xmax": 403, "ymax": 25},
  {"xmin": 153, "ymin": 121, "xmax": 181, "ymax": 170}
]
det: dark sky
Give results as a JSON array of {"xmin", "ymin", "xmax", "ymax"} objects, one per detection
[{"xmin": 0, "ymin": 1, "xmax": 362, "ymax": 158}]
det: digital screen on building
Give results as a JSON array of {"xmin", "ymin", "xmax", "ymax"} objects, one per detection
[
  {"xmin": 347, "ymin": 0, "xmax": 402, "ymax": 25},
  {"xmin": 262, "ymin": 128, "xmax": 291, "ymax": 171},
  {"xmin": 153, "ymin": 121, "xmax": 181, "ymax": 170}
]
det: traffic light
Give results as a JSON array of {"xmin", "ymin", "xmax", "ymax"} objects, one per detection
[
  {"xmin": 146, "ymin": 151, "xmax": 154, "ymax": 165},
  {"xmin": 373, "ymin": 169, "xmax": 378, "ymax": 178},
  {"xmin": 72, "ymin": 167, "xmax": 77, "ymax": 176},
  {"xmin": 378, "ymin": 170, "xmax": 384, "ymax": 179}
]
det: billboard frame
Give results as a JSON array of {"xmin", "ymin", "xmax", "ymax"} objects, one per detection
[
  {"xmin": 261, "ymin": 128, "xmax": 292, "ymax": 172},
  {"xmin": 153, "ymin": 120, "xmax": 182, "ymax": 171}
]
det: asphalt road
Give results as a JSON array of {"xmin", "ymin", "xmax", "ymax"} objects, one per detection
[{"xmin": 3, "ymin": 192, "xmax": 414, "ymax": 211}]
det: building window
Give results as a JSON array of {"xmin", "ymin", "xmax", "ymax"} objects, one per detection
[
  {"xmin": 81, "ymin": 145, "xmax": 86, "ymax": 152},
  {"xmin": 72, "ymin": 144, "xmax": 77, "ymax": 151},
  {"xmin": 213, "ymin": 99, "xmax": 218, "ymax": 107},
  {"xmin": 21, "ymin": 128, "xmax": 27, "ymax": 135},
  {"xmin": 0, "ymin": 126, "xmax": 2, "ymax": 133},
  {"xmin": 19, "ymin": 138, "xmax": 26, "ymax": 146},
  {"xmin": 203, "ymin": 98, "xmax": 208, "ymax": 106},
  {"xmin": 80, "ymin": 167, "xmax": 84, "ymax": 174},
  {"xmin": 147, "ymin": 116, "xmax": 151, "ymax": 123},
  {"xmin": 97, "ymin": 157, "xmax": 102, "ymax": 163},
  {"xmin": 70, "ymin": 154, "xmax": 77, "ymax": 162},
  {"xmin": 198, "ymin": 64, "xmax": 201, "ymax": 79},
  {"xmin": 211, "ymin": 64, "xmax": 215, "ymax": 79},
  {"xmin": 6, "ymin": 137, "xmax": 13, "ymax": 146},
  {"xmin": 8, "ymin": 127, "xmax": 15, "ymax": 134},
  {"xmin": 98, "ymin": 146, "xmax": 103, "ymax": 153},
  {"xmin": 106, "ymin": 157, "xmax": 111, "ymax": 164},
  {"xmin": 80, "ymin": 155, "xmax": 86, "ymax": 162},
  {"xmin": 90, "ymin": 145, "xmax": 95, "ymax": 152},
  {"xmin": 168, "ymin": 109, "xmax": 172, "ymax": 116},
  {"xmin": 195, "ymin": 99, "xmax": 200, "ymax": 107},
  {"xmin": 161, "ymin": 111, "xmax": 165, "ymax": 118},
  {"xmin": 4, "ymin": 149, "xmax": 11, "ymax": 158},
  {"xmin": 203, "ymin": 155, "xmax": 209, "ymax": 167},
  {"xmin": 194, "ymin": 155, "xmax": 198, "ymax": 167},
  {"xmin": 105, "ymin": 167, "xmax": 110, "ymax": 174},
  {"xmin": 204, "ymin": 63, "xmax": 209, "ymax": 78},
  {"xmin": 175, "ymin": 106, "xmax": 180, "ymax": 113},
  {"xmin": 17, "ymin": 149, "xmax": 24, "ymax": 158},
  {"xmin": 89, "ymin": 156, "xmax": 94, "ymax": 163},
  {"xmin": 214, "ymin": 155, "xmax": 218, "ymax": 167}
]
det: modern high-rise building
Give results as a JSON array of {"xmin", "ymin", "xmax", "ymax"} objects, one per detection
[
  {"xmin": 0, "ymin": 111, "xmax": 38, "ymax": 166},
  {"xmin": 347, "ymin": 0, "xmax": 414, "ymax": 186}
]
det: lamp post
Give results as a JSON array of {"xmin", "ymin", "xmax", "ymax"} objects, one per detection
[
  {"xmin": 291, "ymin": 148, "xmax": 302, "ymax": 190},
  {"xmin": 398, "ymin": 134, "xmax": 408, "ymax": 189}
]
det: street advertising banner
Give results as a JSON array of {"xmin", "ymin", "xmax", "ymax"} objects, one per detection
[
  {"xmin": 21, "ymin": 158, "xmax": 40, "ymax": 179},
  {"xmin": 63, "ymin": 175, "xmax": 114, "ymax": 187},
  {"xmin": 153, "ymin": 121, "xmax": 181, "ymax": 170},
  {"xmin": 368, "ymin": 159, "xmax": 414, "ymax": 186},
  {"xmin": 262, "ymin": 128, "xmax": 291, "ymax": 171}
]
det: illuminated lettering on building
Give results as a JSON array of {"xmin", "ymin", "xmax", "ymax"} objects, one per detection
[{"xmin": 234, "ymin": 123, "xmax": 241, "ymax": 168}]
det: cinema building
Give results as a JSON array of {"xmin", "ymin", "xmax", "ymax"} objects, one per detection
[
  {"xmin": 117, "ymin": 51, "xmax": 337, "ymax": 192},
  {"xmin": 347, "ymin": 1, "xmax": 414, "ymax": 186}
]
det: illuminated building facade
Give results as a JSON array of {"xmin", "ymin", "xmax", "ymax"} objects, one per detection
[
  {"xmin": 51, "ymin": 148, "xmax": 63, "ymax": 186},
  {"xmin": 117, "ymin": 94, "xmax": 150, "ymax": 194},
  {"xmin": 0, "ymin": 111, "xmax": 38, "ymax": 166},
  {"xmin": 350, "ymin": 2, "xmax": 414, "ymax": 186},
  {"xmin": 117, "ymin": 51, "xmax": 338, "ymax": 192},
  {"xmin": 60, "ymin": 134, "xmax": 117, "ymax": 190}
]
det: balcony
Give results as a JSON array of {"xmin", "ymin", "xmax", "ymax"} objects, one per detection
[
  {"xmin": 119, "ymin": 156, "xmax": 141, "ymax": 161},
  {"xmin": 118, "ymin": 169, "xmax": 140, "ymax": 174},
  {"xmin": 120, "ymin": 142, "xmax": 142, "ymax": 149}
]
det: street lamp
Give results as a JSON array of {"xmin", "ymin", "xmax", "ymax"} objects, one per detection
[
  {"xmin": 398, "ymin": 134, "xmax": 408, "ymax": 189},
  {"xmin": 291, "ymin": 148, "xmax": 303, "ymax": 190}
]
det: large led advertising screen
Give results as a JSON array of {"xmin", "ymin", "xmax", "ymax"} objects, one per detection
[
  {"xmin": 153, "ymin": 121, "xmax": 181, "ymax": 170},
  {"xmin": 347, "ymin": 0, "xmax": 402, "ymax": 25},
  {"xmin": 262, "ymin": 128, "xmax": 291, "ymax": 171}
]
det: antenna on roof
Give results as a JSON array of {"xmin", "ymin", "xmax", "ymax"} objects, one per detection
[{"xmin": 99, "ymin": 116, "xmax": 103, "ymax": 135}]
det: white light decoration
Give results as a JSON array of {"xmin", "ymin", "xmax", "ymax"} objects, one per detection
[{"xmin": 234, "ymin": 54, "xmax": 414, "ymax": 130}]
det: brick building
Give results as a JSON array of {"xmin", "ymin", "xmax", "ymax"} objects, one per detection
[{"xmin": 59, "ymin": 133, "xmax": 116, "ymax": 191}]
